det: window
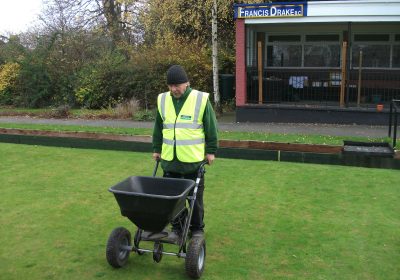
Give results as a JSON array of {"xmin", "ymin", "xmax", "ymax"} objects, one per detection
[
  {"xmin": 269, "ymin": 35, "xmax": 301, "ymax": 42},
  {"xmin": 304, "ymin": 45, "xmax": 340, "ymax": 67},
  {"xmin": 246, "ymin": 29, "xmax": 256, "ymax": 67},
  {"xmin": 352, "ymin": 45, "xmax": 391, "ymax": 68},
  {"xmin": 354, "ymin": 34, "xmax": 390, "ymax": 41},
  {"xmin": 306, "ymin": 35, "xmax": 339, "ymax": 42},
  {"xmin": 304, "ymin": 35, "xmax": 340, "ymax": 67},
  {"xmin": 267, "ymin": 45, "xmax": 302, "ymax": 67},
  {"xmin": 304, "ymin": 34, "xmax": 340, "ymax": 67},
  {"xmin": 393, "ymin": 46, "xmax": 400, "ymax": 68},
  {"xmin": 247, "ymin": 30, "xmax": 400, "ymax": 69},
  {"xmin": 352, "ymin": 34, "xmax": 391, "ymax": 68},
  {"xmin": 266, "ymin": 35, "xmax": 301, "ymax": 67},
  {"xmin": 394, "ymin": 35, "xmax": 400, "ymax": 68},
  {"xmin": 266, "ymin": 33, "xmax": 340, "ymax": 68}
]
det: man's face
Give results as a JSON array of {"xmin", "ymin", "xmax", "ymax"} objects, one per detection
[{"xmin": 168, "ymin": 83, "xmax": 188, "ymax": 98}]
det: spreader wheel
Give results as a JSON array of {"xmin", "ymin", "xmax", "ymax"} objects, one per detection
[
  {"xmin": 153, "ymin": 242, "xmax": 163, "ymax": 263},
  {"xmin": 106, "ymin": 227, "xmax": 131, "ymax": 268},
  {"xmin": 185, "ymin": 236, "xmax": 206, "ymax": 279}
]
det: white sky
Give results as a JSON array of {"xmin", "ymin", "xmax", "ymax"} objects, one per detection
[{"xmin": 0, "ymin": 0, "xmax": 44, "ymax": 35}]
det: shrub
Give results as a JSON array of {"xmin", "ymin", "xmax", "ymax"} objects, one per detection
[
  {"xmin": 222, "ymin": 98, "xmax": 236, "ymax": 113},
  {"xmin": 113, "ymin": 98, "xmax": 140, "ymax": 118},
  {"xmin": 17, "ymin": 56, "xmax": 52, "ymax": 108},
  {"xmin": 0, "ymin": 62, "xmax": 21, "ymax": 105},
  {"xmin": 133, "ymin": 109, "xmax": 156, "ymax": 121},
  {"xmin": 130, "ymin": 35, "xmax": 213, "ymax": 108},
  {"xmin": 48, "ymin": 105, "xmax": 71, "ymax": 118},
  {"xmin": 74, "ymin": 51, "xmax": 136, "ymax": 109}
]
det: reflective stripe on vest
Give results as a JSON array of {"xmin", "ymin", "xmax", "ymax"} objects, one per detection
[
  {"xmin": 160, "ymin": 92, "xmax": 167, "ymax": 121},
  {"xmin": 163, "ymin": 123, "xmax": 203, "ymax": 129},
  {"xmin": 157, "ymin": 90, "xmax": 208, "ymax": 162},
  {"xmin": 163, "ymin": 138, "xmax": 205, "ymax": 146}
]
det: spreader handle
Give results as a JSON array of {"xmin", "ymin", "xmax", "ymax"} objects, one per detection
[
  {"xmin": 152, "ymin": 159, "xmax": 160, "ymax": 177},
  {"xmin": 196, "ymin": 160, "xmax": 208, "ymax": 179}
]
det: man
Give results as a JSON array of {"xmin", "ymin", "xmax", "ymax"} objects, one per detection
[{"xmin": 152, "ymin": 65, "xmax": 218, "ymax": 237}]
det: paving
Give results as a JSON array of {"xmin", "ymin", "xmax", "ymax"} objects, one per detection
[{"xmin": 0, "ymin": 113, "xmax": 390, "ymax": 139}]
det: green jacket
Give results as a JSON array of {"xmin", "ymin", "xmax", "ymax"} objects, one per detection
[{"xmin": 152, "ymin": 87, "xmax": 218, "ymax": 174}]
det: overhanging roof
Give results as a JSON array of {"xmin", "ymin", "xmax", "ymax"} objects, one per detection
[{"xmin": 243, "ymin": 0, "xmax": 400, "ymax": 24}]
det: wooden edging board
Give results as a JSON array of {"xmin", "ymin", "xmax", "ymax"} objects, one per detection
[{"xmin": 0, "ymin": 128, "xmax": 399, "ymax": 170}]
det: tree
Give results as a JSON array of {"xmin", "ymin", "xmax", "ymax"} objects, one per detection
[
  {"xmin": 40, "ymin": 0, "xmax": 144, "ymax": 47},
  {"xmin": 212, "ymin": 0, "xmax": 221, "ymax": 113},
  {"xmin": 141, "ymin": 0, "xmax": 232, "ymax": 46},
  {"xmin": 0, "ymin": 35, "xmax": 26, "ymax": 64}
]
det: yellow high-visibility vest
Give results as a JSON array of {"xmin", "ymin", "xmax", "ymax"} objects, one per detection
[{"xmin": 157, "ymin": 90, "xmax": 209, "ymax": 162}]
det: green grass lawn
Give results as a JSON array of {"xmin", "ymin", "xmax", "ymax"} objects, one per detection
[
  {"xmin": 0, "ymin": 143, "xmax": 399, "ymax": 280},
  {"xmin": 0, "ymin": 121, "xmax": 396, "ymax": 148}
]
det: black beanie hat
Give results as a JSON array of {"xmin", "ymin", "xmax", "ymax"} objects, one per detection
[{"xmin": 166, "ymin": 65, "xmax": 188, "ymax": 85}]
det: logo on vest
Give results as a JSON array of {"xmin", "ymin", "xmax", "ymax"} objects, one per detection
[{"xmin": 180, "ymin": 115, "xmax": 192, "ymax": 120}]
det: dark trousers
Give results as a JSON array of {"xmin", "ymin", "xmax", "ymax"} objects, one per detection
[{"xmin": 163, "ymin": 171, "xmax": 205, "ymax": 232}]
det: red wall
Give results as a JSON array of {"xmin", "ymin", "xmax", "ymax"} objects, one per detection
[{"xmin": 235, "ymin": 19, "xmax": 246, "ymax": 106}]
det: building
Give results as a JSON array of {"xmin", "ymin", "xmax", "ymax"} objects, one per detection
[{"xmin": 234, "ymin": 0, "xmax": 400, "ymax": 124}]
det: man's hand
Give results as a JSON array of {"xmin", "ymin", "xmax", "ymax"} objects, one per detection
[
  {"xmin": 206, "ymin": 154, "xmax": 215, "ymax": 165},
  {"xmin": 153, "ymin": 153, "xmax": 161, "ymax": 161}
]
